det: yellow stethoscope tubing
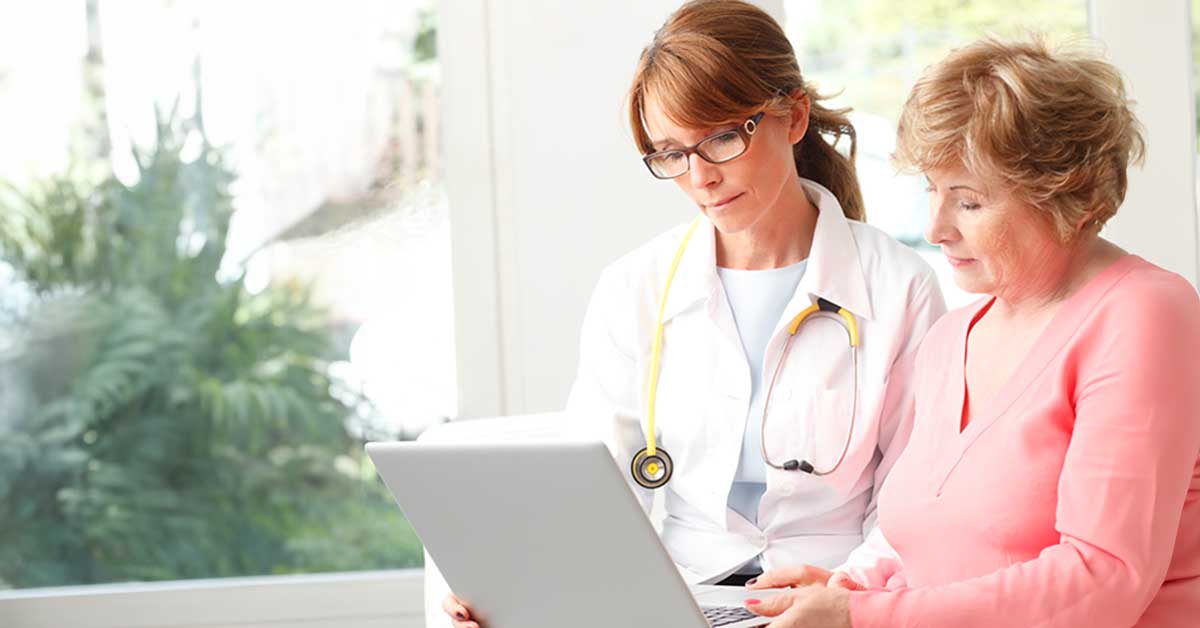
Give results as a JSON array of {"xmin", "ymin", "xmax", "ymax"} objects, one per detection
[
  {"xmin": 644, "ymin": 214, "xmax": 705, "ymax": 458},
  {"xmin": 788, "ymin": 303, "xmax": 859, "ymax": 347},
  {"xmin": 641, "ymin": 217, "xmax": 861, "ymax": 481}
]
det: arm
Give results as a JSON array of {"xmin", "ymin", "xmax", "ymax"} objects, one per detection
[
  {"xmin": 563, "ymin": 266, "xmax": 655, "ymax": 513},
  {"xmin": 849, "ymin": 280, "xmax": 1200, "ymax": 628},
  {"xmin": 836, "ymin": 271, "xmax": 946, "ymax": 588}
]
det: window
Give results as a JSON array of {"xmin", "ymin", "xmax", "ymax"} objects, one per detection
[{"xmin": 0, "ymin": 1, "xmax": 445, "ymax": 589}]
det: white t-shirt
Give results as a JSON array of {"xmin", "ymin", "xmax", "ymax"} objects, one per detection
[{"xmin": 716, "ymin": 259, "xmax": 809, "ymax": 526}]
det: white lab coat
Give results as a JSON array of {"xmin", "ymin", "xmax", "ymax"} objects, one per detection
[{"xmin": 565, "ymin": 178, "xmax": 947, "ymax": 584}]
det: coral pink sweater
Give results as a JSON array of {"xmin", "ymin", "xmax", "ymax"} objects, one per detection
[{"xmin": 849, "ymin": 255, "xmax": 1200, "ymax": 627}]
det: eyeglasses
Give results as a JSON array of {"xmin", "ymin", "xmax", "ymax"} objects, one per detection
[{"xmin": 642, "ymin": 112, "xmax": 765, "ymax": 180}]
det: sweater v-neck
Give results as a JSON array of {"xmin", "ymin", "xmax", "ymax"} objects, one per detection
[{"xmin": 949, "ymin": 254, "xmax": 1141, "ymax": 449}]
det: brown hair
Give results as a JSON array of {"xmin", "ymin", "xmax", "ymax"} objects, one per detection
[
  {"xmin": 627, "ymin": 0, "xmax": 864, "ymax": 221},
  {"xmin": 894, "ymin": 37, "xmax": 1145, "ymax": 241}
]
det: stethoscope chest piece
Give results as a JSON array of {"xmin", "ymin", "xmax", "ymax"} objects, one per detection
[{"xmin": 631, "ymin": 447, "xmax": 673, "ymax": 489}]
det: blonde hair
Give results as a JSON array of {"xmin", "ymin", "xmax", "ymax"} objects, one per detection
[
  {"xmin": 627, "ymin": 0, "xmax": 865, "ymax": 221},
  {"xmin": 894, "ymin": 37, "xmax": 1145, "ymax": 241}
]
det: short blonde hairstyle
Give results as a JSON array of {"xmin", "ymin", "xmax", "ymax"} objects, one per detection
[{"xmin": 894, "ymin": 37, "xmax": 1145, "ymax": 241}]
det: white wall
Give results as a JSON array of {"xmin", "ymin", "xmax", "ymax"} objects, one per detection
[
  {"xmin": 443, "ymin": 0, "xmax": 689, "ymax": 418},
  {"xmin": 1090, "ymin": 0, "xmax": 1199, "ymax": 285}
]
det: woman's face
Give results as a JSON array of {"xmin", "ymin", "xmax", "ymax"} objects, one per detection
[
  {"xmin": 924, "ymin": 164, "xmax": 1068, "ymax": 300},
  {"xmin": 641, "ymin": 96, "xmax": 807, "ymax": 235}
]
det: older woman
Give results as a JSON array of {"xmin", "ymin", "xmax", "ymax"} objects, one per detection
[{"xmin": 743, "ymin": 38, "xmax": 1200, "ymax": 627}]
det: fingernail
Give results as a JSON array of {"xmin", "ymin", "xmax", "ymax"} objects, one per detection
[
  {"xmin": 745, "ymin": 577, "xmax": 758, "ymax": 587},
  {"xmin": 745, "ymin": 599, "xmax": 761, "ymax": 605}
]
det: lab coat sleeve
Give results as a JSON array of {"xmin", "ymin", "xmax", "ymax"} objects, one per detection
[
  {"xmin": 848, "ymin": 274, "xmax": 1200, "ymax": 628},
  {"xmin": 564, "ymin": 265, "xmax": 655, "ymax": 514},
  {"xmin": 836, "ymin": 270, "xmax": 945, "ymax": 582},
  {"xmin": 834, "ymin": 526, "xmax": 905, "ymax": 589}
]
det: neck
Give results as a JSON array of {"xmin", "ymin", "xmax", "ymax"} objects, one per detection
[
  {"xmin": 991, "ymin": 236, "xmax": 1124, "ymax": 320},
  {"xmin": 715, "ymin": 178, "xmax": 817, "ymax": 270}
]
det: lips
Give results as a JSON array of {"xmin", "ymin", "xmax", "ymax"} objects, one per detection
[
  {"xmin": 706, "ymin": 192, "xmax": 743, "ymax": 210},
  {"xmin": 944, "ymin": 253, "xmax": 975, "ymax": 268}
]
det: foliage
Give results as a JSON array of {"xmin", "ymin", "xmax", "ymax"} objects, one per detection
[
  {"xmin": 413, "ymin": 6, "xmax": 437, "ymax": 65},
  {"xmin": 0, "ymin": 109, "xmax": 421, "ymax": 589},
  {"xmin": 792, "ymin": 0, "xmax": 1089, "ymax": 120}
]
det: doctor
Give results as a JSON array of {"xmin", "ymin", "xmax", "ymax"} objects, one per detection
[{"xmin": 445, "ymin": 0, "xmax": 944, "ymax": 623}]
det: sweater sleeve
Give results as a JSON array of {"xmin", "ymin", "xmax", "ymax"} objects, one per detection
[{"xmin": 849, "ymin": 275, "xmax": 1200, "ymax": 628}]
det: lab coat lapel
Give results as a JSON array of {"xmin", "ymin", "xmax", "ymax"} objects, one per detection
[{"xmin": 789, "ymin": 178, "xmax": 874, "ymax": 325}]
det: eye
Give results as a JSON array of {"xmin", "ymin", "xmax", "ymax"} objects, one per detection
[
  {"xmin": 709, "ymin": 131, "xmax": 740, "ymax": 147},
  {"xmin": 959, "ymin": 201, "xmax": 981, "ymax": 211}
]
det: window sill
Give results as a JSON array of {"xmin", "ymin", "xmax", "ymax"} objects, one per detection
[{"xmin": 0, "ymin": 569, "xmax": 425, "ymax": 628}]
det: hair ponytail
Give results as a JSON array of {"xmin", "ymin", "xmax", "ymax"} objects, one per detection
[{"xmin": 794, "ymin": 89, "xmax": 864, "ymax": 221}]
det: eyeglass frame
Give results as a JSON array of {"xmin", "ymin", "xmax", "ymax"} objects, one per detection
[{"xmin": 641, "ymin": 112, "xmax": 766, "ymax": 180}]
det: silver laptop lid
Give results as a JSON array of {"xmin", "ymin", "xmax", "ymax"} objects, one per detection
[{"xmin": 366, "ymin": 440, "xmax": 710, "ymax": 628}]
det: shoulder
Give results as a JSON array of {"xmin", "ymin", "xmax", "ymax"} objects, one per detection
[
  {"xmin": 1097, "ymin": 256, "xmax": 1198, "ymax": 311},
  {"xmin": 592, "ymin": 220, "xmax": 694, "ymax": 300},
  {"xmin": 1081, "ymin": 256, "xmax": 1200, "ymax": 348}
]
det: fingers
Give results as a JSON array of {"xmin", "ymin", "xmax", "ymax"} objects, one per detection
[
  {"xmin": 747, "ymin": 565, "xmax": 832, "ymax": 589},
  {"xmin": 744, "ymin": 591, "xmax": 796, "ymax": 617},
  {"xmin": 828, "ymin": 572, "xmax": 866, "ymax": 591},
  {"xmin": 441, "ymin": 594, "xmax": 473, "ymax": 623},
  {"xmin": 764, "ymin": 603, "xmax": 806, "ymax": 628}
]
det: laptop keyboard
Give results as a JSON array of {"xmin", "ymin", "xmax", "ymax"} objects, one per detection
[{"xmin": 703, "ymin": 606, "xmax": 760, "ymax": 627}]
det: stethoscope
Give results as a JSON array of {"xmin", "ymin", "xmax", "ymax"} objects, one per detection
[{"xmin": 630, "ymin": 214, "xmax": 861, "ymax": 490}]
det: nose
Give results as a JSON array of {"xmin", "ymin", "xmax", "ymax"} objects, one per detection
[
  {"xmin": 924, "ymin": 193, "xmax": 959, "ymax": 246},
  {"xmin": 687, "ymin": 153, "xmax": 720, "ymax": 190}
]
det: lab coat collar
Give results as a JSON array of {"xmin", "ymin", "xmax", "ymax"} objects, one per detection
[
  {"xmin": 660, "ymin": 178, "xmax": 874, "ymax": 324},
  {"xmin": 796, "ymin": 178, "xmax": 875, "ymax": 321}
]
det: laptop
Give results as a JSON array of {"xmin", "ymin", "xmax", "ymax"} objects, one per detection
[{"xmin": 366, "ymin": 440, "xmax": 782, "ymax": 628}]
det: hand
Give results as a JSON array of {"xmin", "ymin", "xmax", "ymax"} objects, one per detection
[
  {"xmin": 745, "ymin": 584, "xmax": 852, "ymax": 628},
  {"xmin": 827, "ymin": 571, "xmax": 866, "ymax": 591},
  {"xmin": 746, "ymin": 565, "xmax": 833, "ymax": 590},
  {"xmin": 442, "ymin": 593, "xmax": 480, "ymax": 628}
]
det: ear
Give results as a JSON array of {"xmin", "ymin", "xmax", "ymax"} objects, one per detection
[{"xmin": 786, "ymin": 88, "xmax": 811, "ymax": 145}]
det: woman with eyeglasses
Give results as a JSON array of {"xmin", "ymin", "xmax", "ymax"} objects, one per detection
[{"xmin": 443, "ymin": 1, "xmax": 946, "ymax": 625}]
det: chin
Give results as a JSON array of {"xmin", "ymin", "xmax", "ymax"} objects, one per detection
[
  {"xmin": 951, "ymin": 271, "xmax": 996, "ymax": 296},
  {"xmin": 703, "ymin": 210, "xmax": 755, "ymax": 236}
]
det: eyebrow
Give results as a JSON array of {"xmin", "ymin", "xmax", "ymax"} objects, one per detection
[
  {"xmin": 927, "ymin": 177, "xmax": 983, "ymax": 194},
  {"xmin": 649, "ymin": 121, "xmax": 737, "ymax": 152}
]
